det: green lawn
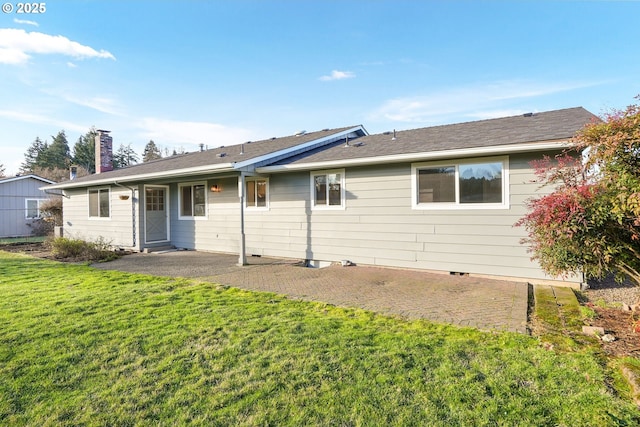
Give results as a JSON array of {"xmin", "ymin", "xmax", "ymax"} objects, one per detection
[
  {"xmin": 0, "ymin": 236, "xmax": 46, "ymax": 244},
  {"xmin": 1, "ymin": 252, "xmax": 638, "ymax": 426}
]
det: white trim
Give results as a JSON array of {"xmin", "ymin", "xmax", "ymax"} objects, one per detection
[
  {"xmin": 143, "ymin": 184, "xmax": 170, "ymax": 244},
  {"xmin": 1, "ymin": 174, "xmax": 55, "ymax": 185},
  {"xmin": 88, "ymin": 187, "xmax": 111, "ymax": 219},
  {"xmin": 178, "ymin": 181, "xmax": 208, "ymax": 220},
  {"xmin": 44, "ymin": 163, "xmax": 235, "ymax": 190},
  {"xmin": 257, "ymin": 140, "xmax": 571, "ymax": 173},
  {"xmin": 232, "ymin": 126, "xmax": 367, "ymax": 170},
  {"xmin": 411, "ymin": 156, "xmax": 510, "ymax": 210},
  {"xmin": 43, "ymin": 126, "xmax": 369, "ymax": 191},
  {"xmin": 310, "ymin": 169, "xmax": 346, "ymax": 210},
  {"xmin": 245, "ymin": 177, "xmax": 270, "ymax": 211},
  {"xmin": 24, "ymin": 198, "xmax": 46, "ymax": 219}
]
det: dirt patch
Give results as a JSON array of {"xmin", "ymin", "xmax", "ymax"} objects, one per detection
[
  {"xmin": 586, "ymin": 304, "xmax": 640, "ymax": 358},
  {"xmin": 1, "ymin": 241, "xmax": 52, "ymax": 258},
  {"xmin": 581, "ymin": 277, "xmax": 640, "ymax": 358},
  {"xmin": 0, "ymin": 241, "xmax": 127, "ymax": 263}
]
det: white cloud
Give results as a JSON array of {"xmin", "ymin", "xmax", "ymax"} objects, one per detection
[
  {"xmin": 370, "ymin": 79, "xmax": 604, "ymax": 124},
  {"xmin": 137, "ymin": 118, "xmax": 257, "ymax": 150},
  {"xmin": 319, "ymin": 70, "xmax": 355, "ymax": 81},
  {"xmin": 0, "ymin": 29, "xmax": 115, "ymax": 65},
  {"xmin": 66, "ymin": 62, "xmax": 77, "ymax": 68},
  {"xmin": 56, "ymin": 93, "xmax": 122, "ymax": 116},
  {"xmin": 0, "ymin": 109, "xmax": 88, "ymax": 133},
  {"xmin": 0, "ymin": 47, "xmax": 30, "ymax": 64},
  {"xmin": 13, "ymin": 18, "xmax": 39, "ymax": 27}
]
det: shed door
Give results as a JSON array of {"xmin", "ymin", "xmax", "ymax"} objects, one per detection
[{"xmin": 145, "ymin": 186, "xmax": 168, "ymax": 242}]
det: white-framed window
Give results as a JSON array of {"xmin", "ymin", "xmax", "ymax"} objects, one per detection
[
  {"xmin": 88, "ymin": 188, "xmax": 110, "ymax": 218},
  {"xmin": 246, "ymin": 178, "xmax": 269, "ymax": 209},
  {"xmin": 412, "ymin": 156, "xmax": 509, "ymax": 210},
  {"xmin": 25, "ymin": 198, "xmax": 45, "ymax": 219},
  {"xmin": 311, "ymin": 169, "xmax": 345, "ymax": 209},
  {"xmin": 179, "ymin": 182, "xmax": 207, "ymax": 219}
]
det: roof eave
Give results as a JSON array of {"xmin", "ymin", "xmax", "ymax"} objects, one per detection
[
  {"xmin": 256, "ymin": 140, "xmax": 573, "ymax": 173},
  {"xmin": 43, "ymin": 163, "xmax": 235, "ymax": 190},
  {"xmin": 232, "ymin": 125, "xmax": 369, "ymax": 170},
  {"xmin": 1, "ymin": 174, "xmax": 56, "ymax": 185}
]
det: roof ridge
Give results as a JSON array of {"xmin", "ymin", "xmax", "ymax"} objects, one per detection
[{"xmin": 378, "ymin": 106, "xmax": 588, "ymax": 137}]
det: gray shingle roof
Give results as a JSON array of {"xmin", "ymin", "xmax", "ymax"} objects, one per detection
[
  {"xmin": 271, "ymin": 107, "xmax": 598, "ymax": 166},
  {"xmin": 46, "ymin": 107, "xmax": 598, "ymax": 189},
  {"xmin": 56, "ymin": 126, "xmax": 361, "ymax": 186}
]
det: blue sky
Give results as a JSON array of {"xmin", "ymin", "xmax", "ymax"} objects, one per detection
[{"xmin": 1, "ymin": 0, "xmax": 638, "ymax": 175}]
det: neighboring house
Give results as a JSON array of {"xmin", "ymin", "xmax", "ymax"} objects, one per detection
[
  {"xmin": 44, "ymin": 108, "xmax": 598, "ymax": 285},
  {"xmin": 0, "ymin": 174, "xmax": 56, "ymax": 238}
]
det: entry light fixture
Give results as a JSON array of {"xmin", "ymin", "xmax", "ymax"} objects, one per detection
[{"xmin": 210, "ymin": 184, "xmax": 222, "ymax": 193}]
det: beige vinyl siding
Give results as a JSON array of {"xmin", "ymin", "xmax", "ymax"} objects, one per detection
[
  {"xmin": 62, "ymin": 186, "xmax": 138, "ymax": 248},
  {"xmin": 241, "ymin": 152, "xmax": 575, "ymax": 283},
  {"xmin": 170, "ymin": 177, "xmax": 241, "ymax": 253}
]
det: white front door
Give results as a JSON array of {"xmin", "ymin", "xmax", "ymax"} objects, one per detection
[{"xmin": 145, "ymin": 186, "xmax": 168, "ymax": 243}]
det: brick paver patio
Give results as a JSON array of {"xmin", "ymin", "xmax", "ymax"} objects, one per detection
[{"xmin": 93, "ymin": 251, "xmax": 529, "ymax": 333}]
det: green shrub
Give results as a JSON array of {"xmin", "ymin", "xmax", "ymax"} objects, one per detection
[{"xmin": 48, "ymin": 237, "xmax": 120, "ymax": 262}]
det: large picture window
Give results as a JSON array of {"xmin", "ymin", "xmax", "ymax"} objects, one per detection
[
  {"xmin": 89, "ymin": 188, "xmax": 110, "ymax": 218},
  {"xmin": 311, "ymin": 169, "xmax": 345, "ymax": 209},
  {"xmin": 412, "ymin": 157, "xmax": 508, "ymax": 209},
  {"xmin": 179, "ymin": 183, "xmax": 206, "ymax": 218},
  {"xmin": 246, "ymin": 178, "xmax": 268, "ymax": 209}
]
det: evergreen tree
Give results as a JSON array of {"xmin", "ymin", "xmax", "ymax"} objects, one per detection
[
  {"xmin": 113, "ymin": 143, "xmax": 140, "ymax": 169},
  {"xmin": 72, "ymin": 128, "xmax": 97, "ymax": 173},
  {"xmin": 46, "ymin": 130, "xmax": 71, "ymax": 170},
  {"xmin": 0, "ymin": 163, "xmax": 5, "ymax": 178},
  {"xmin": 20, "ymin": 137, "xmax": 47, "ymax": 173},
  {"xmin": 142, "ymin": 140, "xmax": 162, "ymax": 162}
]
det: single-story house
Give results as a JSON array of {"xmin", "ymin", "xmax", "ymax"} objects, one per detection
[
  {"xmin": 43, "ymin": 107, "xmax": 598, "ymax": 286},
  {"xmin": 0, "ymin": 174, "xmax": 56, "ymax": 238}
]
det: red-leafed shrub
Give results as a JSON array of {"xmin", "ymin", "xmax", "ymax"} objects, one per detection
[{"xmin": 517, "ymin": 99, "xmax": 640, "ymax": 287}]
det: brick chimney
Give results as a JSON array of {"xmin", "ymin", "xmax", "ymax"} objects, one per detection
[{"xmin": 95, "ymin": 130, "xmax": 113, "ymax": 173}]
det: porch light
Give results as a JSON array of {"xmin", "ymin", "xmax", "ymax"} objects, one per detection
[{"xmin": 210, "ymin": 184, "xmax": 222, "ymax": 193}]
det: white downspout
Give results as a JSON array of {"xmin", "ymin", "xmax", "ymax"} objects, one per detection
[{"xmin": 238, "ymin": 173, "xmax": 247, "ymax": 266}]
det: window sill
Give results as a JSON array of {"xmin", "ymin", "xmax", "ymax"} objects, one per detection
[{"xmin": 412, "ymin": 203, "xmax": 509, "ymax": 210}]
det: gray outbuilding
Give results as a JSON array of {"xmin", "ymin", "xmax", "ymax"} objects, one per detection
[{"xmin": 0, "ymin": 174, "xmax": 56, "ymax": 238}]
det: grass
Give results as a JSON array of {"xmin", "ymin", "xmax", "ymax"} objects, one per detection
[
  {"xmin": 1, "ymin": 252, "xmax": 639, "ymax": 426},
  {"xmin": 532, "ymin": 285, "xmax": 601, "ymax": 352},
  {"xmin": 0, "ymin": 236, "xmax": 46, "ymax": 245}
]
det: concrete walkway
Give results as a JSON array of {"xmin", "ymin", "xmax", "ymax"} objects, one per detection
[{"xmin": 92, "ymin": 251, "xmax": 529, "ymax": 333}]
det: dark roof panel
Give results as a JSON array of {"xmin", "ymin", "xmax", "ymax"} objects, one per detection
[
  {"xmin": 61, "ymin": 125, "xmax": 361, "ymax": 185},
  {"xmin": 273, "ymin": 107, "xmax": 598, "ymax": 165}
]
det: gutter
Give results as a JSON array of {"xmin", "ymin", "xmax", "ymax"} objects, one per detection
[
  {"xmin": 256, "ymin": 140, "xmax": 573, "ymax": 174},
  {"xmin": 44, "ymin": 162, "xmax": 235, "ymax": 190},
  {"xmin": 43, "ymin": 189, "xmax": 69, "ymax": 198}
]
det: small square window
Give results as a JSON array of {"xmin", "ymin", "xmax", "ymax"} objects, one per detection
[
  {"xmin": 246, "ymin": 179, "xmax": 268, "ymax": 208},
  {"xmin": 311, "ymin": 170, "xmax": 345, "ymax": 209},
  {"xmin": 25, "ymin": 199, "xmax": 43, "ymax": 219},
  {"xmin": 179, "ymin": 183, "xmax": 207, "ymax": 219},
  {"xmin": 89, "ymin": 188, "xmax": 110, "ymax": 218}
]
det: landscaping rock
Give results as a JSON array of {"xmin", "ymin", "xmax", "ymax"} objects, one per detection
[
  {"xmin": 601, "ymin": 334, "xmax": 616, "ymax": 343},
  {"xmin": 582, "ymin": 326, "xmax": 605, "ymax": 336}
]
